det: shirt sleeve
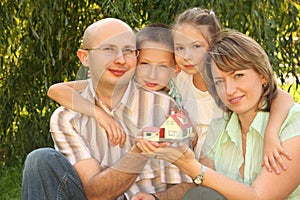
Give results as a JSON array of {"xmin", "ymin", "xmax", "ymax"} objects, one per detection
[
  {"xmin": 279, "ymin": 103, "xmax": 300, "ymax": 142},
  {"xmin": 50, "ymin": 106, "xmax": 92, "ymax": 165}
]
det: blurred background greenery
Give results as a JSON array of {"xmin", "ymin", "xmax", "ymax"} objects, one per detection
[{"xmin": 1, "ymin": 0, "xmax": 299, "ymax": 168}]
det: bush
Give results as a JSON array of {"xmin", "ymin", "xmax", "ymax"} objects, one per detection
[{"xmin": 1, "ymin": 0, "xmax": 299, "ymax": 167}]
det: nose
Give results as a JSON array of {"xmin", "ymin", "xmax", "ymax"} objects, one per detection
[
  {"xmin": 114, "ymin": 50, "xmax": 126, "ymax": 64},
  {"xmin": 148, "ymin": 65, "xmax": 158, "ymax": 80},
  {"xmin": 225, "ymin": 80, "xmax": 237, "ymax": 96},
  {"xmin": 183, "ymin": 48, "xmax": 192, "ymax": 60}
]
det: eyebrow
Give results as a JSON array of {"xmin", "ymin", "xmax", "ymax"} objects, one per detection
[{"xmin": 213, "ymin": 76, "xmax": 223, "ymax": 80}]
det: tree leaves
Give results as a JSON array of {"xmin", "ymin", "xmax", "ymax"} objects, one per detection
[{"xmin": 0, "ymin": 0, "xmax": 299, "ymax": 166}]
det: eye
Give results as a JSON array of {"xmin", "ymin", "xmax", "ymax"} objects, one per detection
[
  {"xmin": 175, "ymin": 46, "xmax": 184, "ymax": 51},
  {"xmin": 214, "ymin": 79, "xmax": 224, "ymax": 86},
  {"xmin": 140, "ymin": 62, "xmax": 149, "ymax": 65},
  {"xmin": 193, "ymin": 44, "xmax": 202, "ymax": 49},
  {"xmin": 123, "ymin": 48, "xmax": 135, "ymax": 55},
  {"xmin": 158, "ymin": 65, "xmax": 168, "ymax": 69},
  {"xmin": 101, "ymin": 46, "xmax": 116, "ymax": 54},
  {"xmin": 234, "ymin": 73, "xmax": 244, "ymax": 79}
]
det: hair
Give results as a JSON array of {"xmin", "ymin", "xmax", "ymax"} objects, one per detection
[
  {"xmin": 172, "ymin": 7, "xmax": 222, "ymax": 47},
  {"xmin": 136, "ymin": 23, "xmax": 174, "ymax": 52},
  {"xmin": 203, "ymin": 29, "xmax": 278, "ymax": 113}
]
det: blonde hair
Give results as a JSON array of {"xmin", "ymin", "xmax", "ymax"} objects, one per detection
[
  {"xmin": 203, "ymin": 29, "xmax": 278, "ymax": 113},
  {"xmin": 173, "ymin": 7, "xmax": 221, "ymax": 47}
]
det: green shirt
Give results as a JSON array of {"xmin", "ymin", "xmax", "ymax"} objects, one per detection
[{"xmin": 202, "ymin": 103, "xmax": 300, "ymax": 199}]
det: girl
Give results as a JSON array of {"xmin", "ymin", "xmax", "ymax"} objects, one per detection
[{"xmin": 172, "ymin": 7, "xmax": 293, "ymax": 171}]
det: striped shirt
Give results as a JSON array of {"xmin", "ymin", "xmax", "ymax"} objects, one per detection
[{"xmin": 50, "ymin": 79, "xmax": 191, "ymax": 199}]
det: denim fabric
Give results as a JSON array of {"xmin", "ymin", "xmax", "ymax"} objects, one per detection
[
  {"xmin": 22, "ymin": 148, "xmax": 87, "ymax": 200},
  {"xmin": 183, "ymin": 186, "xmax": 226, "ymax": 200}
]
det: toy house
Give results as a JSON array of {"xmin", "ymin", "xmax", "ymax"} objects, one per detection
[{"xmin": 142, "ymin": 111, "xmax": 193, "ymax": 142}]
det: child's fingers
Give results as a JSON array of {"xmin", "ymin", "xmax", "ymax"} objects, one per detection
[
  {"xmin": 106, "ymin": 128, "xmax": 116, "ymax": 145},
  {"xmin": 119, "ymin": 131, "xmax": 126, "ymax": 147},
  {"xmin": 268, "ymin": 155, "xmax": 281, "ymax": 174},
  {"xmin": 273, "ymin": 152, "xmax": 287, "ymax": 171},
  {"xmin": 261, "ymin": 156, "xmax": 272, "ymax": 172},
  {"xmin": 279, "ymin": 149, "xmax": 292, "ymax": 160},
  {"xmin": 107, "ymin": 127, "xmax": 119, "ymax": 146}
]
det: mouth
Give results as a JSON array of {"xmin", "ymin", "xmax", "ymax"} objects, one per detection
[
  {"xmin": 108, "ymin": 69, "xmax": 127, "ymax": 77},
  {"xmin": 184, "ymin": 64, "xmax": 194, "ymax": 69},
  {"xmin": 144, "ymin": 81, "xmax": 158, "ymax": 88},
  {"xmin": 228, "ymin": 96, "xmax": 243, "ymax": 105}
]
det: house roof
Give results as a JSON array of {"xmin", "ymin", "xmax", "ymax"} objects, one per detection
[
  {"xmin": 143, "ymin": 126, "xmax": 160, "ymax": 132},
  {"xmin": 166, "ymin": 112, "xmax": 192, "ymax": 129}
]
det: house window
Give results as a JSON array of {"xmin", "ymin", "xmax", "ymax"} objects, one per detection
[{"xmin": 168, "ymin": 131, "xmax": 176, "ymax": 136}]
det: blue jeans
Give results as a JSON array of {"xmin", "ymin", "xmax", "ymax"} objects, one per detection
[
  {"xmin": 22, "ymin": 148, "xmax": 87, "ymax": 200},
  {"xmin": 183, "ymin": 186, "xmax": 226, "ymax": 200}
]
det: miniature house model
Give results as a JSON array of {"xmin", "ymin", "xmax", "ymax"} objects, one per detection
[{"xmin": 143, "ymin": 111, "xmax": 193, "ymax": 142}]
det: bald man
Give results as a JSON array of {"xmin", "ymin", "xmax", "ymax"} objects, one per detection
[{"xmin": 22, "ymin": 18, "xmax": 193, "ymax": 200}]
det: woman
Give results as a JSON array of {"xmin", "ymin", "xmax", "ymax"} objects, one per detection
[{"xmin": 136, "ymin": 29, "xmax": 300, "ymax": 199}]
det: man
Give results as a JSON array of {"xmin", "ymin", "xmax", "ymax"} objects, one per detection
[{"xmin": 22, "ymin": 18, "xmax": 193, "ymax": 200}]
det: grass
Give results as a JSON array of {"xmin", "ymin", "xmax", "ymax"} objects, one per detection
[{"xmin": 0, "ymin": 163, "xmax": 22, "ymax": 200}]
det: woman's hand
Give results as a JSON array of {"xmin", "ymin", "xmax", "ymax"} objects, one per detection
[{"xmin": 136, "ymin": 140, "xmax": 196, "ymax": 166}]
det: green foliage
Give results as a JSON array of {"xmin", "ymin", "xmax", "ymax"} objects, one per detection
[{"xmin": 1, "ymin": 0, "xmax": 299, "ymax": 167}]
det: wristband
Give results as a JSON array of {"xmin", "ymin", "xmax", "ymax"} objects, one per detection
[{"xmin": 149, "ymin": 193, "xmax": 159, "ymax": 200}]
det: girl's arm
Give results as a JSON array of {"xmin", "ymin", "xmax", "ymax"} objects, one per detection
[
  {"xmin": 262, "ymin": 88, "xmax": 293, "ymax": 173},
  {"xmin": 47, "ymin": 80, "xmax": 126, "ymax": 147}
]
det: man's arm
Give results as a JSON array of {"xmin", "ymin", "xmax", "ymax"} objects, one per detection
[
  {"xmin": 74, "ymin": 146, "xmax": 149, "ymax": 200},
  {"xmin": 51, "ymin": 107, "xmax": 148, "ymax": 200}
]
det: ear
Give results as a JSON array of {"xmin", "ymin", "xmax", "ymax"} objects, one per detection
[
  {"xmin": 260, "ymin": 75, "xmax": 267, "ymax": 85},
  {"xmin": 77, "ymin": 49, "xmax": 89, "ymax": 67}
]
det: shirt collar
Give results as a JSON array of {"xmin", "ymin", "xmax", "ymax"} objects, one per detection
[
  {"xmin": 250, "ymin": 111, "xmax": 269, "ymax": 138},
  {"xmin": 88, "ymin": 78, "xmax": 136, "ymax": 113},
  {"xmin": 225, "ymin": 111, "xmax": 270, "ymax": 142}
]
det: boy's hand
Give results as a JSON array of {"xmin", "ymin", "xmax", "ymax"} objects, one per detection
[
  {"xmin": 95, "ymin": 107, "xmax": 126, "ymax": 147},
  {"xmin": 261, "ymin": 135, "xmax": 292, "ymax": 174}
]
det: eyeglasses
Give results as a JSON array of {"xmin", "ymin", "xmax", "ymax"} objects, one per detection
[{"xmin": 85, "ymin": 46, "xmax": 139, "ymax": 58}]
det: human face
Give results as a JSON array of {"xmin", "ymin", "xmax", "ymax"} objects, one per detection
[
  {"xmin": 211, "ymin": 61, "xmax": 266, "ymax": 120},
  {"xmin": 87, "ymin": 22, "xmax": 137, "ymax": 91},
  {"xmin": 173, "ymin": 24, "xmax": 210, "ymax": 75},
  {"xmin": 136, "ymin": 41, "xmax": 175, "ymax": 91}
]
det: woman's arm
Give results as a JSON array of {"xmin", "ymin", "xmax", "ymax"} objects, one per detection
[
  {"xmin": 262, "ymin": 88, "xmax": 293, "ymax": 173},
  {"xmin": 137, "ymin": 138, "xmax": 300, "ymax": 200},
  {"xmin": 200, "ymin": 136, "xmax": 300, "ymax": 200}
]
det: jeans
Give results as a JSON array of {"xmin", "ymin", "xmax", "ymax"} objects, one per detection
[
  {"xmin": 22, "ymin": 148, "xmax": 87, "ymax": 200},
  {"xmin": 183, "ymin": 186, "xmax": 226, "ymax": 200}
]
